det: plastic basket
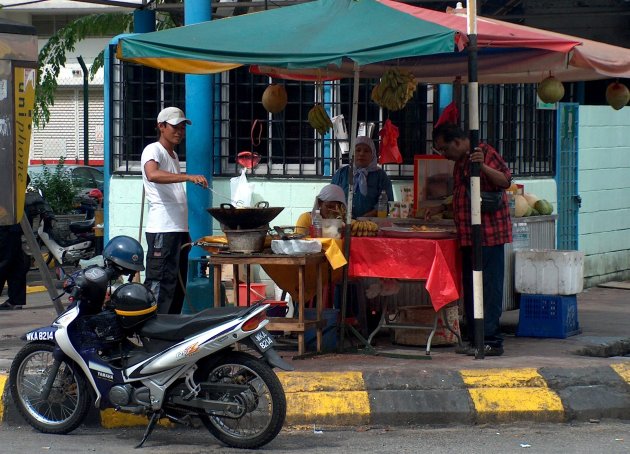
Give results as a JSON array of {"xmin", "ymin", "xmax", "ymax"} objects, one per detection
[
  {"xmin": 517, "ymin": 294, "xmax": 581, "ymax": 338},
  {"xmin": 52, "ymin": 214, "xmax": 86, "ymax": 242}
]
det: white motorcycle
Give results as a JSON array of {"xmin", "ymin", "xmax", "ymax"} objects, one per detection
[
  {"xmin": 35, "ymin": 192, "xmax": 99, "ymax": 268},
  {"xmin": 9, "ymin": 236, "xmax": 291, "ymax": 449}
]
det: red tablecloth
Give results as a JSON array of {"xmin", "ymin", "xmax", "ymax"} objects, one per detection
[{"xmin": 348, "ymin": 237, "xmax": 461, "ymax": 311}]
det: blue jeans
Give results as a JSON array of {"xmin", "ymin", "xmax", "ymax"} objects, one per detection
[{"xmin": 461, "ymin": 245, "xmax": 505, "ymax": 347}]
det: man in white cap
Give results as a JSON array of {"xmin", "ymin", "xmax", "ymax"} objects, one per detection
[{"xmin": 141, "ymin": 107, "xmax": 208, "ymax": 314}]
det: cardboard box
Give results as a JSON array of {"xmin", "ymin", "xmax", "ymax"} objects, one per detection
[{"xmin": 393, "ymin": 305, "xmax": 460, "ymax": 346}]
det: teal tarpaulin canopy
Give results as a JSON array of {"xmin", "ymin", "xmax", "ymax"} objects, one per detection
[
  {"xmin": 117, "ymin": 0, "xmax": 630, "ymax": 83},
  {"xmin": 117, "ymin": 0, "xmax": 458, "ymax": 73}
]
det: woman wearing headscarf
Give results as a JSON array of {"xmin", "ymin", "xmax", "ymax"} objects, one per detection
[
  {"xmin": 295, "ymin": 184, "xmax": 347, "ymax": 236},
  {"xmin": 331, "ymin": 136, "xmax": 394, "ymax": 218}
]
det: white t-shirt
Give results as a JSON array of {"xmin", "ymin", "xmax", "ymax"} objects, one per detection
[{"xmin": 141, "ymin": 141, "xmax": 188, "ymax": 233}]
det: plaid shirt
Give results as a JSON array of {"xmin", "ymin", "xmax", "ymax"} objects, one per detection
[{"xmin": 452, "ymin": 143, "xmax": 512, "ymax": 247}]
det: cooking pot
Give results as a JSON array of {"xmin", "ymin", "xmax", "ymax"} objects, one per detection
[
  {"xmin": 223, "ymin": 227, "xmax": 267, "ymax": 253},
  {"xmin": 207, "ymin": 202, "xmax": 284, "ymax": 230}
]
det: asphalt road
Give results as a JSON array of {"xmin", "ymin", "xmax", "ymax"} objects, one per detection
[{"xmin": 0, "ymin": 421, "xmax": 628, "ymax": 453}]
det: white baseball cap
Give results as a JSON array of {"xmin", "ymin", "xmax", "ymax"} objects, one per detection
[{"xmin": 157, "ymin": 107, "xmax": 192, "ymax": 126}]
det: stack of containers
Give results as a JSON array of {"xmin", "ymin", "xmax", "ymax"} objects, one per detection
[{"xmin": 514, "ymin": 249, "xmax": 585, "ymax": 338}]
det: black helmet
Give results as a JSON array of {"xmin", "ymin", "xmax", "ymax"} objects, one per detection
[
  {"xmin": 103, "ymin": 236, "xmax": 145, "ymax": 272},
  {"xmin": 111, "ymin": 283, "xmax": 157, "ymax": 329}
]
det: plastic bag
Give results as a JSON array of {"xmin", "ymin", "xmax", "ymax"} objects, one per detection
[
  {"xmin": 378, "ymin": 119, "xmax": 403, "ymax": 164},
  {"xmin": 435, "ymin": 101, "xmax": 460, "ymax": 128},
  {"xmin": 230, "ymin": 168, "xmax": 254, "ymax": 207}
]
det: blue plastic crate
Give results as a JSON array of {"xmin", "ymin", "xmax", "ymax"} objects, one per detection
[{"xmin": 517, "ymin": 294, "xmax": 581, "ymax": 338}]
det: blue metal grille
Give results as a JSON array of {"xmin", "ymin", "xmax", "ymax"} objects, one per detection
[{"xmin": 555, "ymin": 103, "xmax": 580, "ymax": 250}]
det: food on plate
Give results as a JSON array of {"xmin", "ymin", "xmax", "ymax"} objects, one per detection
[
  {"xmin": 410, "ymin": 225, "xmax": 447, "ymax": 232},
  {"xmin": 350, "ymin": 219, "xmax": 378, "ymax": 237}
]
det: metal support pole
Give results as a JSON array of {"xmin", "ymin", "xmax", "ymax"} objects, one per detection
[
  {"xmin": 467, "ymin": 0, "xmax": 484, "ymax": 359},
  {"xmin": 20, "ymin": 216, "xmax": 64, "ymax": 314},
  {"xmin": 338, "ymin": 63, "xmax": 371, "ymax": 352},
  {"xmin": 77, "ymin": 56, "xmax": 89, "ymax": 166}
]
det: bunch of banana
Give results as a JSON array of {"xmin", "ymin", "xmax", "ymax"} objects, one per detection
[
  {"xmin": 308, "ymin": 104, "xmax": 333, "ymax": 135},
  {"xmin": 370, "ymin": 68, "xmax": 417, "ymax": 111},
  {"xmin": 350, "ymin": 220, "xmax": 379, "ymax": 237}
]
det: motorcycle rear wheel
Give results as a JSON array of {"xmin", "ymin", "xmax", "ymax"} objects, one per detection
[
  {"xmin": 197, "ymin": 351, "xmax": 286, "ymax": 449},
  {"xmin": 9, "ymin": 342, "xmax": 91, "ymax": 434}
]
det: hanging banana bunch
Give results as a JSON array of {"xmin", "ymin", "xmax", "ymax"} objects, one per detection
[
  {"xmin": 308, "ymin": 104, "xmax": 334, "ymax": 135},
  {"xmin": 371, "ymin": 68, "xmax": 418, "ymax": 111}
]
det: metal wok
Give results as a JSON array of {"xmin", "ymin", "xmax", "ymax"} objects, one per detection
[{"xmin": 207, "ymin": 202, "xmax": 284, "ymax": 230}]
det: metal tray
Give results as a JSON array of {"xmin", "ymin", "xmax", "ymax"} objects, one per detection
[{"xmin": 379, "ymin": 226, "xmax": 456, "ymax": 239}]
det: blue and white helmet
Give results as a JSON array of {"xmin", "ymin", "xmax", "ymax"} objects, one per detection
[{"xmin": 103, "ymin": 235, "xmax": 145, "ymax": 272}]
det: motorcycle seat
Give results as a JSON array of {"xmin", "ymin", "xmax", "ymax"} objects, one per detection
[
  {"xmin": 138, "ymin": 306, "xmax": 250, "ymax": 341},
  {"xmin": 70, "ymin": 219, "xmax": 95, "ymax": 234}
]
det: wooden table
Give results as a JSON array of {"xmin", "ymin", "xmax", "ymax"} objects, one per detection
[{"xmin": 208, "ymin": 252, "xmax": 327, "ymax": 355}]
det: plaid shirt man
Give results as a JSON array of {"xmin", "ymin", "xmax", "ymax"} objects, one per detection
[{"xmin": 452, "ymin": 143, "xmax": 512, "ymax": 247}]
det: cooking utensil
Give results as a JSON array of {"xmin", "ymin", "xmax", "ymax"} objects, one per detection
[
  {"xmin": 223, "ymin": 227, "xmax": 268, "ymax": 253},
  {"xmin": 270, "ymin": 225, "xmax": 305, "ymax": 240},
  {"xmin": 207, "ymin": 201, "xmax": 284, "ymax": 230}
]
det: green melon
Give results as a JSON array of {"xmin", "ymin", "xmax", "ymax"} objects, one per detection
[{"xmin": 534, "ymin": 199, "xmax": 553, "ymax": 215}]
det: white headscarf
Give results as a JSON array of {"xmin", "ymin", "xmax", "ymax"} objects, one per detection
[
  {"xmin": 353, "ymin": 136, "xmax": 379, "ymax": 196},
  {"xmin": 312, "ymin": 184, "xmax": 347, "ymax": 217}
]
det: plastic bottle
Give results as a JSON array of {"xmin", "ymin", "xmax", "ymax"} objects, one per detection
[
  {"xmin": 377, "ymin": 190, "xmax": 388, "ymax": 218},
  {"xmin": 512, "ymin": 222, "xmax": 529, "ymax": 250},
  {"xmin": 311, "ymin": 209, "xmax": 323, "ymax": 238}
]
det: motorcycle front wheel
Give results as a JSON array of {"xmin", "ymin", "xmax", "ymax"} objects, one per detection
[
  {"xmin": 9, "ymin": 342, "xmax": 91, "ymax": 434},
  {"xmin": 197, "ymin": 351, "xmax": 287, "ymax": 449}
]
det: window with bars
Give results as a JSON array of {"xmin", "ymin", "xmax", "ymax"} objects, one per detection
[
  {"xmin": 212, "ymin": 67, "xmax": 438, "ymax": 178},
  {"xmin": 471, "ymin": 84, "xmax": 556, "ymax": 177},
  {"xmin": 109, "ymin": 54, "xmax": 555, "ymax": 179},
  {"xmin": 110, "ymin": 50, "xmax": 186, "ymax": 174}
]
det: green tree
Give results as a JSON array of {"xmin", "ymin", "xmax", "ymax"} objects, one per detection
[{"xmin": 34, "ymin": 5, "xmax": 179, "ymax": 128}]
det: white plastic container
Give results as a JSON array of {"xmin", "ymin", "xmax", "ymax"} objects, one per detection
[{"xmin": 514, "ymin": 249, "xmax": 584, "ymax": 295}]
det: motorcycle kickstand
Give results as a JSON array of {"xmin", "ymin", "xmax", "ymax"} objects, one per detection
[{"xmin": 135, "ymin": 410, "xmax": 163, "ymax": 449}]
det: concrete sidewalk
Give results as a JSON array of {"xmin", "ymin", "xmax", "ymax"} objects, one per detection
[{"xmin": 1, "ymin": 285, "xmax": 629, "ymax": 428}]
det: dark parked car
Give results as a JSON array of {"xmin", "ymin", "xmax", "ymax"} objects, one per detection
[{"xmin": 28, "ymin": 164, "xmax": 104, "ymax": 193}]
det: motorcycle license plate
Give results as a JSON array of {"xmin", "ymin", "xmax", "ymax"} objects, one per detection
[{"xmin": 251, "ymin": 328, "xmax": 274, "ymax": 353}]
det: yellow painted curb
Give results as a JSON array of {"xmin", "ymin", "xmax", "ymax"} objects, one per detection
[
  {"xmin": 278, "ymin": 371, "xmax": 366, "ymax": 392},
  {"xmin": 0, "ymin": 374, "xmax": 7, "ymax": 423},
  {"xmin": 26, "ymin": 285, "xmax": 47, "ymax": 294},
  {"xmin": 460, "ymin": 368, "xmax": 548, "ymax": 388},
  {"xmin": 278, "ymin": 371, "xmax": 370, "ymax": 425},
  {"xmin": 285, "ymin": 390, "xmax": 370, "ymax": 425},
  {"xmin": 461, "ymin": 368, "xmax": 564, "ymax": 423},
  {"xmin": 611, "ymin": 363, "xmax": 630, "ymax": 384}
]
